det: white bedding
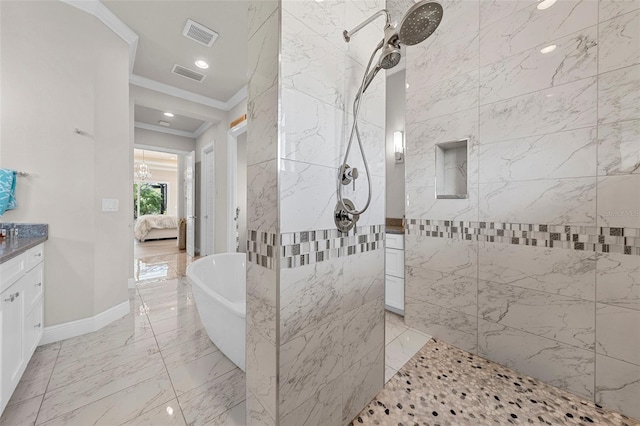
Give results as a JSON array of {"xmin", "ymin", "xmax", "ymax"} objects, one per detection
[{"xmin": 135, "ymin": 214, "xmax": 178, "ymax": 242}]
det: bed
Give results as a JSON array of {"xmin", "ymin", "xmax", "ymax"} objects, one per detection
[{"xmin": 135, "ymin": 214, "xmax": 178, "ymax": 242}]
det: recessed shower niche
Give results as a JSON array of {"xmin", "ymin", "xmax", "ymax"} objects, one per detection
[{"xmin": 435, "ymin": 139, "xmax": 468, "ymax": 199}]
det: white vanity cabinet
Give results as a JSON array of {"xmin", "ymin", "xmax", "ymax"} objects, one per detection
[
  {"xmin": 0, "ymin": 244, "xmax": 45, "ymax": 415},
  {"xmin": 385, "ymin": 233, "xmax": 405, "ymax": 314}
]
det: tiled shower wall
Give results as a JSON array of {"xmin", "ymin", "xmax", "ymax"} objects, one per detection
[
  {"xmin": 246, "ymin": 1, "xmax": 386, "ymax": 424},
  {"xmin": 400, "ymin": 0, "xmax": 640, "ymax": 419}
]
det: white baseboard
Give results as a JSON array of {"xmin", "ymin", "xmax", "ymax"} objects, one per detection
[
  {"xmin": 41, "ymin": 300, "xmax": 130, "ymax": 345},
  {"xmin": 128, "ymin": 277, "xmax": 136, "ymax": 289}
]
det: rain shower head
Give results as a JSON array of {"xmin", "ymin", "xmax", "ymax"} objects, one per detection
[
  {"xmin": 398, "ymin": 1, "xmax": 443, "ymax": 46},
  {"xmin": 379, "ymin": 42, "xmax": 401, "ymax": 69}
]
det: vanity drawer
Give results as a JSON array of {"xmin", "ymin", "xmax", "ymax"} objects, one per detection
[
  {"xmin": 0, "ymin": 254, "xmax": 26, "ymax": 293},
  {"xmin": 24, "ymin": 263, "xmax": 43, "ymax": 313},
  {"xmin": 385, "ymin": 248, "xmax": 405, "ymax": 278},
  {"xmin": 386, "ymin": 233, "xmax": 404, "ymax": 250},
  {"xmin": 25, "ymin": 244, "xmax": 44, "ymax": 271}
]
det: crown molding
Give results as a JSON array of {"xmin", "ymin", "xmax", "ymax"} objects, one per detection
[
  {"xmin": 135, "ymin": 121, "xmax": 198, "ymax": 139},
  {"xmin": 193, "ymin": 121, "xmax": 214, "ymax": 139},
  {"xmin": 61, "ymin": 0, "xmax": 247, "ymax": 112}
]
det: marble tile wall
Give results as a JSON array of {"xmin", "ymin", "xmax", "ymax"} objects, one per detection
[
  {"xmin": 246, "ymin": 1, "xmax": 387, "ymax": 424},
  {"xmin": 401, "ymin": 0, "xmax": 640, "ymax": 419}
]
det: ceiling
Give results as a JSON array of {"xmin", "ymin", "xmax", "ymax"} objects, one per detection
[
  {"xmin": 134, "ymin": 105, "xmax": 205, "ymax": 133},
  {"xmin": 104, "ymin": 0, "xmax": 248, "ymax": 102}
]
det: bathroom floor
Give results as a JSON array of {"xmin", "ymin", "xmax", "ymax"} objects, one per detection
[{"xmin": 353, "ymin": 338, "xmax": 640, "ymax": 426}]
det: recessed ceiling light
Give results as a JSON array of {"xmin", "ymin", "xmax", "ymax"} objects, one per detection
[
  {"xmin": 537, "ymin": 0, "xmax": 557, "ymax": 10},
  {"xmin": 540, "ymin": 44, "xmax": 557, "ymax": 54},
  {"xmin": 194, "ymin": 60, "xmax": 209, "ymax": 69},
  {"xmin": 158, "ymin": 120, "xmax": 171, "ymax": 127},
  {"xmin": 163, "ymin": 112, "xmax": 174, "ymax": 117}
]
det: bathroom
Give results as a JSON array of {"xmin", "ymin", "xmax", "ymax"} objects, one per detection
[{"xmin": 0, "ymin": 0, "xmax": 639, "ymax": 425}]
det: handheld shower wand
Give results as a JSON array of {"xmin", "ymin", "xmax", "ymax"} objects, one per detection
[{"xmin": 335, "ymin": 1, "xmax": 444, "ymax": 232}]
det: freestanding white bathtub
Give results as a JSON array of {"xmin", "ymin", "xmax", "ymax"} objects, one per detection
[{"xmin": 186, "ymin": 253, "xmax": 246, "ymax": 371}]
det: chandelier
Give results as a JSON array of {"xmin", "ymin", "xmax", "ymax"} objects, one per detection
[{"xmin": 135, "ymin": 150, "xmax": 152, "ymax": 180}]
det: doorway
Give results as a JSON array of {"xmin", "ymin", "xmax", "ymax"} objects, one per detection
[
  {"xmin": 200, "ymin": 144, "xmax": 215, "ymax": 256},
  {"xmin": 227, "ymin": 120, "xmax": 248, "ymax": 252}
]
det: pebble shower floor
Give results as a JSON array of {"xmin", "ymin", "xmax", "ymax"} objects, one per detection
[{"xmin": 352, "ymin": 339, "xmax": 638, "ymax": 426}]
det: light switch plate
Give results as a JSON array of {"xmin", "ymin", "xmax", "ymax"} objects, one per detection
[{"xmin": 102, "ymin": 199, "xmax": 119, "ymax": 212}]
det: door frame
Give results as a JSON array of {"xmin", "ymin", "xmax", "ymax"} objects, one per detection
[
  {"xmin": 226, "ymin": 120, "xmax": 247, "ymax": 252},
  {"xmin": 200, "ymin": 143, "xmax": 215, "ymax": 256}
]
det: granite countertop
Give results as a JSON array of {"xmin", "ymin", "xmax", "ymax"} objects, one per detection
[
  {"xmin": 386, "ymin": 218, "xmax": 405, "ymax": 235},
  {"xmin": 0, "ymin": 224, "xmax": 48, "ymax": 265}
]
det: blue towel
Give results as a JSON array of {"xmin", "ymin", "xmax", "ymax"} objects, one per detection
[{"xmin": 0, "ymin": 169, "xmax": 17, "ymax": 216}]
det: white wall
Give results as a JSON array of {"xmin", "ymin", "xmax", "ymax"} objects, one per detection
[
  {"xmin": 385, "ymin": 70, "xmax": 406, "ymax": 219},
  {"xmin": 134, "ymin": 127, "xmax": 195, "ymax": 153},
  {"xmin": 0, "ymin": 0, "xmax": 130, "ymax": 326}
]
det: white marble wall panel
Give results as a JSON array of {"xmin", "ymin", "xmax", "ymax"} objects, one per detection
[
  {"xmin": 342, "ymin": 346, "xmax": 384, "ymax": 424},
  {"xmin": 342, "ymin": 248, "xmax": 384, "ymax": 313},
  {"xmin": 279, "ymin": 316, "xmax": 343, "ymax": 416},
  {"xmin": 247, "ymin": 159, "xmax": 278, "ymax": 233},
  {"xmin": 283, "ymin": 0, "xmax": 346, "ymax": 42},
  {"xmin": 248, "ymin": 1, "xmax": 278, "ymax": 39},
  {"xmin": 246, "ymin": 327, "xmax": 277, "ymax": 419},
  {"xmin": 412, "ymin": 0, "xmax": 479, "ymax": 48},
  {"xmin": 406, "ymin": 266, "xmax": 477, "ymax": 316},
  {"xmin": 341, "ymin": 114, "xmax": 386, "ymax": 177},
  {"xmin": 247, "ymin": 390, "xmax": 276, "ymax": 426},
  {"xmin": 248, "ymin": 85, "xmax": 278, "ymax": 166},
  {"xmin": 342, "ymin": 298, "xmax": 384, "ymax": 369},
  {"xmin": 600, "ymin": 0, "xmax": 640, "ymax": 21},
  {"xmin": 478, "ymin": 177, "xmax": 597, "ymax": 225},
  {"xmin": 479, "ymin": 128, "xmax": 597, "ymax": 182},
  {"xmin": 341, "ymin": 173, "xmax": 385, "ymax": 226},
  {"xmin": 598, "ymin": 64, "xmax": 640, "ymax": 125},
  {"xmin": 597, "ymin": 119, "xmax": 640, "ymax": 175},
  {"xmin": 281, "ymin": 11, "xmax": 346, "ymax": 109},
  {"xmin": 479, "ymin": 77, "xmax": 597, "ymax": 143},
  {"xmin": 478, "ymin": 242, "xmax": 596, "ymax": 300},
  {"xmin": 478, "ymin": 320, "xmax": 595, "ymax": 399},
  {"xmin": 280, "ymin": 258, "xmax": 343, "ymax": 343},
  {"xmin": 596, "ymin": 303, "xmax": 640, "ymax": 365},
  {"xmin": 596, "ymin": 174, "xmax": 640, "ymax": 228},
  {"xmin": 597, "ymin": 252, "xmax": 640, "ymax": 310},
  {"xmin": 279, "ymin": 160, "xmax": 336, "ymax": 233},
  {"xmin": 248, "ymin": 9, "xmax": 279, "ymax": 101},
  {"xmin": 280, "ymin": 376, "xmax": 342, "ymax": 426},
  {"xmin": 478, "ymin": 280, "xmax": 595, "ymax": 350},
  {"xmin": 479, "ymin": 0, "xmax": 537, "ymax": 29},
  {"xmin": 479, "ymin": 27, "xmax": 597, "ymax": 105},
  {"xmin": 406, "ymin": 70, "xmax": 479, "ymax": 121},
  {"xmin": 409, "ymin": 32, "xmax": 479, "ymax": 91},
  {"xmin": 405, "ymin": 234, "xmax": 478, "ymax": 277},
  {"xmin": 405, "ymin": 298, "xmax": 478, "ymax": 352},
  {"xmin": 599, "ymin": 9, "xmax": 640, "ymax": 73},
  {"xmin": 596, "ymin": 354, "xmax": 640, "ymax": 420},
  {"xmin": 246, "ymin": 263, "xmax": 277, "ymax": 342},
  {"xmin": 406, "ymin": 183, "xmax": 478, "ymax": 221},
  {"xmin": 345, "ymin": 2, "xmax": 386, "ymax": 68},
  {"xmin": 479, "ymin": 0, "xmax": 597, "ymax": 67},
  {"xmin": 280, "ymin": 87, "xmax": 344, "ymax": 168}
]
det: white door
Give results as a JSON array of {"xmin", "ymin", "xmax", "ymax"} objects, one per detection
[
  {"xmin": 204, "ymin": 148, "xmax": 215, "ymax": 255},
  {"xmin": 185, "ymin": 151, "xmax": 195, "ymax": 257}
]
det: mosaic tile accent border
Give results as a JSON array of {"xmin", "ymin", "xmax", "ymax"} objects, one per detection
[
  {"xmin": 407, "ymin": 219, "xmax": 640, "ymax": 256},
  {"xmin": 247, "ymin": 225, "xmax": 385, "ymax": 270}
]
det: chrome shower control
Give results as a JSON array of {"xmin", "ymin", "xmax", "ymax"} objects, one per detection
[
  {"xmin": 334, "ymin": 199, "xmax": 360, "ymax": 232},
  {"xmin": 340, "ymin": 164, "xmax": 359, "ymax": 188}
]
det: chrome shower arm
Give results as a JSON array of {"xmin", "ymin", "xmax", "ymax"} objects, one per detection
[{"xmin": 343, "ymin": 9, "xmax": 391, "ymax": 42}]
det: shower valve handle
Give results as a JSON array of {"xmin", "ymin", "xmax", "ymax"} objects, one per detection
[{"xmin": 340, "ymin": 164, "xmax": 359, "ymax": 190}]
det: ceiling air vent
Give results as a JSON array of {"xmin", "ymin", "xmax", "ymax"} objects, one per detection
[
  {"xmin": 182, "ymin": 19, "xmax": 218, "ymax": 47},
  {"xmin": 171, "ymin": 64, "xmax": 206, "ymax": 83}
]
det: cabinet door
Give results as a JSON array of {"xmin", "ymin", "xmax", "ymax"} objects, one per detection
[
  {"xmin": 24, "ymin": 263, "xmax": 43, "ymax": 313},
  {"xmin": 1, "ymin": 279, "xmax": 26, "ymax": 404},
  {"xmin": 25, "ymin": 304, "xmax": 43, "ymax": 358},
  {"xmin": 385, "ymin": 275, "xmax": 405, "ymax": 312},
  {"xmin": 385, "ymin": 248, "xmax": 405, "ymax": 278}
]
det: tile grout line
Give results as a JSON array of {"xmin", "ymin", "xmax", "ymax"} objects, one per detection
[{"xmin": 32, "ymin": 342, "xmax": 63, "ymax": 426}]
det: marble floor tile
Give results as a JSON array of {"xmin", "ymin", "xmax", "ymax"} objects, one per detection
[
  {"xmin": 207, "ymin": 401, "xmax": 246, "ymax": 426},
  {"xmin": 154, "ymin": 324, "xmax": 209, "ymax": 352},
  {"xmin": 148, "ymin": 308, "xmax": 205, "ymax": 336},
  {"xmin": 0, "ymin": 394, "xmax": 43, "ymax": 426},
  {"xmin": 177, "ymin": 368, "xmax": 246, "ymax": 426},
  {"xmin": 385, "ymin": 311, "xmax": 408, "ymax": 344},
  {"xmin": 385, "ymin": 328, "xmax": 432, "ymax": 371},
  {"xmin": 384, "ymin": 365, "xmax": 398, "ymax": 384},
  {"xmin": 36, "ymin": 373, "xmax": 176, "ymax": 426},
  {"xmin": 8, "ymin": 354, "xmax": 57, "ymax": 405},
  {"xmin": 121, "ymin": 399, "xmax": 186, "ymax": 426},
  {"xmin": 353, "ymin": 339, "xmax": 638, "ymax": 426},
  {"xmin": 37, "ymin": 352, "xmax": 166, "ymax": 424},
  {"xmin": 161, "ymin": 331, "xmax": 220, "ymax": 370},
  {"xmin": 168, "ymin": 350, "xmax": 237, "ymax": 396}
]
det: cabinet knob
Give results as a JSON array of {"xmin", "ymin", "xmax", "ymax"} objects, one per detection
[
  {"xmin": 34, "ymin": 253, "xmax": 42, "ymax": 257},
  {"xmin": 35, "ymin": 282, "xmax": 42, "ymax": 287},
  {"xmin": 4, "ymin": 292, "xmax": 18, "ymax": 302},
  {"xmin": 34, "ymin": 323, "xmax": 41, "ymax": 328}
]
